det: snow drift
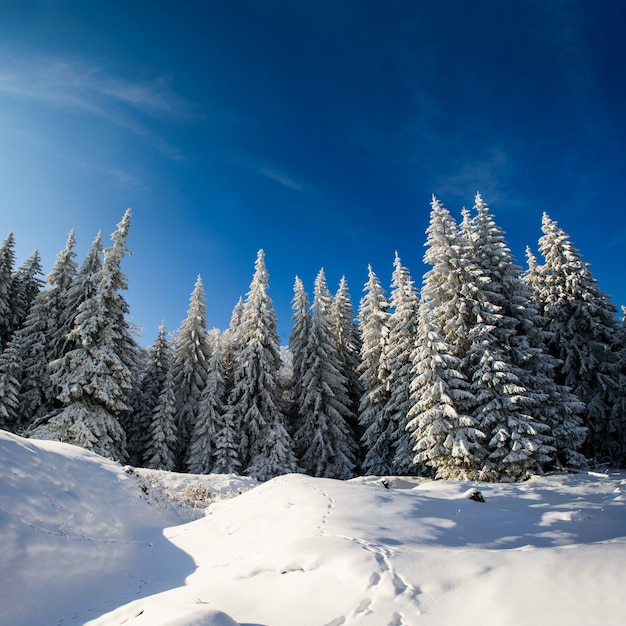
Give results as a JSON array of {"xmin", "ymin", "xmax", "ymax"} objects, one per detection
[{"xmin": 1, "ymin": 430, "xmax": 626, "ymax": 626}]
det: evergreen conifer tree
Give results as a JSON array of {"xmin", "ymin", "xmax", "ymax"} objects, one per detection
[
  {"xmin": 144, "ymin": 369, "xmax": 178, "ymax": 471},
  {"xmin": 0, "ymin": 233, "xmax": 17, "ymax": 350},
  {"xmin": 289, "ymin": 276, "xmax": 312, "ymax": 443},
  {"xmin": 17, "ymin": 231, "xmax": 80, "ymax": 427},
  {"xmin": 421, "ymin": 195, "xmax": 556, "ymax": 479},
  {"xmin": 28, "ymin": 210, "xmax": 137, "ymax": 462},
  {"xmin": 295, "ymin": 269, "xmax": 357, "ymax": 478},
  {"xmin": 187, "ymin": 337, "xmax": 227, "ymax": 474},
  {"xmin": 221, "ymin": 296, "xmax": 244, "ymax": 404},
  {"xmin": 0, "ymin": 335, "xmax": 24, "ymax": 431},
  {"xmin": 170, "ymin": 275, "xmax": 213, "ymax": 469},
  {"xmin": 330, "ymin": 276, "xmax": 362, "ymax": 445},
  {"xmin": 407, "ymin": 301, "xmax": 481, "ymax": 479},
  {"xmin": 523, "ymin": 247, "xmax": 587, "ymax": 468},
  {"xmin": 421, "ymin": 197, "xmax": 473, "ymax": 357},
  {"xmin": 535, "ymin": 213, "xmax": 622, "ymax": 464},
  {"xmin": 212, "ymin": 405, "xmax": 241, "ymax": 475},
  {"xmin": 124, "ymin": 322, "xmax": 171, "ymax": 466},
  {"xmin": 60, "ymin": 233, "xmax": 103, "ymax": 356},
  {"xmin": 463, "ymin": 196, "xmax": 555, "ymax": 479},
  {"xmin": 385, "ymin": 253, "xmax": 421, "ymax": 474},
  {"xmin": 223, "ymin": 250, "xmax": 297, "ymax": 480},
  {"xmin": 9, "ymin": 251, "xmax": 44, "ymax": 336},
  {"xmin": 357, "ymin": 265, "xmax": 390, "ymax": 470}
]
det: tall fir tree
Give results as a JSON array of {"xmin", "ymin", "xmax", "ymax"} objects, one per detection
[
  {"xmin": 462, "ymin": 195, "xmax": 555, "ymax": 480},
  {"xmin": 407, "ymin": 301, "xmax": 481, "ymax": 479},
  {"xmin": 28, "ymin": 210, "xmax": 137, "ymax": 462},
  {"xmin": 289, "ymin": 276, "xmax": 312, "ymax": 441},
  {"xmin": 0, "ymin": 335, "xmax": 24, "ymax": 431},
  {"xmin": 421, "ymin": 197, "xmax": 474, "ymax": 357},
  {"xmin": 295, "ymin": 269, "xmax": 357, "ymax": 479},
  {"xmin": 385, "ymin": 253, "xmax": 421, "ymax": 474},
  {"xmin": 357, "ymin": 265, "xmax": 390, "ymax": 469},
  {"xmin": 221, "ymin": 296, "xmax": 244, "ymax": 405},
  {"xmin": 534, "ymin": 213, "xmax": 622, "ymax": 465},
  {"xmin": 524, "ymin": 247, "xmax": 587, "ymax": 468},
  {"xmin": 223, "ymin": 250, "xmax": 297, "ymax": 480},
  {"xmin": 610, "ymin": 309, "xmax": 626, "ymax": 466},
  {"xmin": 0, "ymin": 233, "xmax": 17, "ymax": 350},
  {"xmin": 420, "ymin": 195, "xmax": 556, "ymax": 480},
  {"xmin": 16, "ymin": 231, "xmax": 80, "ymax": 428},
  {"xmin": 330, "ymin": 276, "xmax": 362, "ymax": 447},
  {"xmin": 170, "ymin": 275, "xmax": 213, "ymax": 469},
  {"xmin": 361, "ymin": 254, "xmax": 418, "ymax": 476},
  {"xmin": 187, "ymin": 336, "xmax": 227, "ymax": 474},
  {"xmin": 212, "ymin": 381, "xmax": 242, "ymax": 475},
  {"xmin": 59, "ymin": 232, "xmax": 103, "ymax": 357},
  {"xmin": 9, "ymin": 250, "xmax": 44, "ymax": 337},
  {"xmin": 123, "ymin": 322, "xmax": 172, "ymax": 466},
  {"xmin": 144, "ymin": 369, "xmax": 178, "ymax": 471}
]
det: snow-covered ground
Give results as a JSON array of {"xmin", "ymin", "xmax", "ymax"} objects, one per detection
[{"xmin": 1, "ymin": 430, "xmax": 626, "ymax": 626}]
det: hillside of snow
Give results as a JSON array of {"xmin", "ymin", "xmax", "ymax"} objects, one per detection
[{"xmin": 1, "ymin": 430, "xmax": 626, "ymax": 626}]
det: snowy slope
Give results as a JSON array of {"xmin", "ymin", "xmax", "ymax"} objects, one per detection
[{"xmin": 1, "ymin": 430, "xmax": 626, "ymax": 626}]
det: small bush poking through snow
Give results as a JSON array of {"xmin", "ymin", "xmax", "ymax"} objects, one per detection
[
  {"xmin": 124, "ymin": 465, "xmax": 259, "ymax": 522},
  {"xmin": 179, "ymin": 482, "xmax": 214, "ymax": 507}
]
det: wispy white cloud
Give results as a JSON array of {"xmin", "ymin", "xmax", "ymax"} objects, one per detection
[
  {"xmin": 255, "ymin": 166, "xmax": 304, "ymax": 191},
  {"xmin": 0, "ymin": 54, "xmax": 194, "ymax": 159},
  {"xmin": 228, "ymin": 156, "xmax": 306, "ymax": 192}
]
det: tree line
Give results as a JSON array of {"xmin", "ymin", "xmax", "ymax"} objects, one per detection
[{"xmin": 1, "ymin": 195, "xmax": 625, "ymax": 482}]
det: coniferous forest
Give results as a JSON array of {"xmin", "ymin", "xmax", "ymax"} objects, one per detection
[{"xmin": 1, "ymin": 195, "xmax": 625, "ymax": 482}]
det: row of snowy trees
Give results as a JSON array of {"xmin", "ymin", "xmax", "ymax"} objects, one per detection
[{"xmin": 1, "ymin": 196, "xmax": 625, "ymax": 481}]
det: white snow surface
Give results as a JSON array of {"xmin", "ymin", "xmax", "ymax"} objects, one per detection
[{"xmin": 2, "ymin": 431, "xmax": 626, "ymax": 626}]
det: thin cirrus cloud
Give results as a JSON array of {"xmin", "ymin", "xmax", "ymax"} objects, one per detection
[
  {"xmin": 0, "ymin": 54, "xmax": 194, "ymax": 160},
  {"xmin": 255, "ymin": 166, "xmax": 304, "ymax": 192},
  {"xmin": 228, "ymin": 156, "xmax": 307, "ymax": 193}
]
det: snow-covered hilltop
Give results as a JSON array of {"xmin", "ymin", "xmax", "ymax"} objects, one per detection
[{"xmin": 2, "ymin": 430, "xmax": 626, "ymax": 626}]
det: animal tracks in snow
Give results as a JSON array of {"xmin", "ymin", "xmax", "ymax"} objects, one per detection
[{"xmin": 302, "ymin": 479, "xmax": 422, "ymax": 625}]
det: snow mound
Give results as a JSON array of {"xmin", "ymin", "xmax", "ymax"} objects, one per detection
[{"xmin": 2, "ymin": 431, "xmax": 626, "ymax": 626}]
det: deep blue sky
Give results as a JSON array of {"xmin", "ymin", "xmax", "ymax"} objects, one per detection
[{"xmin": 1, "ymin": 1, "xmax": 624, "ymax": 345}]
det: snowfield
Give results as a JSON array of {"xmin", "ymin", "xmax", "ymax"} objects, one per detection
[{"xmin": 1, "ymin": 431, "xmax": 626, "ymax": 626}]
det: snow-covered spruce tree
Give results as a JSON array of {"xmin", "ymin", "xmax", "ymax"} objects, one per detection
[
  {"xmin": 59, "ymin": 232, "xmax": 104, "ymax": 357},
  {"xmin": 223, "ymin": 250, "xmax": 297, "ymax": 480},
  {"xmin": 143, "ymin": 369, "xmax": 178, "ymax": 471},
  {"xmin": 357, "ymin": 265, "xmax": 391, "ymax": 471},
  {"xmin": 170, "ymin": 275, "xmax": 213, "ymax": 469},
  {"xmin": 421, "ymin": 197, "xmax": 474, "ymax": 358},
  {"xmin": 211, "ymin": 381, "xmax": 242, "ymax": 474},
  {"xmin": 9, "ymin": 250, "xmax": 44, "ymax": 336},
  {"xmin": 407, "ymin": 301, "xmax": 482, "ymax": 479},
  {"xmin": 384, "ymin": 253, "xmax": 422, "ymax": 475},
  {"xmin": 0, "ymin": 233, "xmax": 17, "ymax": 350},
  {"xmin": 289, "ymin": 276, "xmax": 312, "ymax": 442},
  {"xmin": 16, "ymin": 231, "xmax": 81, "ymax": 428},
  {"xmin": 610, "ymin": 309, "xmax": 626, "ymax": 467},
  {"xmin": 462, "ymin": 196, "xmax": 554, "ymax": 480},
  {"xmin": 123, "ymin": 322, "xmax": 172, "ymax": 466},
  {"xmin": 361, "ymin": 254, "xmax": 418, "ymax": 476},
  {"xmin": 330, "ymin": 276, "xmax": 363, "ymax": 445},
  {"xmin": 208, "ymin": 336, "xmax": 242, "ymax": 475},
  {"xmin": 28, "ymin": 210, "xmax": 138, "ymax": 462},
  {"xmin": 0, "ymin": 335, "xmax": 23, "ymax": 431},
  {"xmin": 523, "ymin": 247, "xmax": 587, "ymax": 468},
  {"xmin": 295, "ymin": 269, "xmax": 357, "ymax": 478},
  {"xmin": 221, "ymin": 296, "xmax": 244, "ymax": 403},
  {"xmin": 187, "ymin": 336, "xmax": 227, "ymax": 474},
  {"xmin": 534, "ymin": 213, "xmax": 623, "ymax": 465}
]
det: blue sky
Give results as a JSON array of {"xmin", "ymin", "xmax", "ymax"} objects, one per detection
[{"xmin": 1, "ymin": 1, "xmax": 624, "ymax": 345}]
